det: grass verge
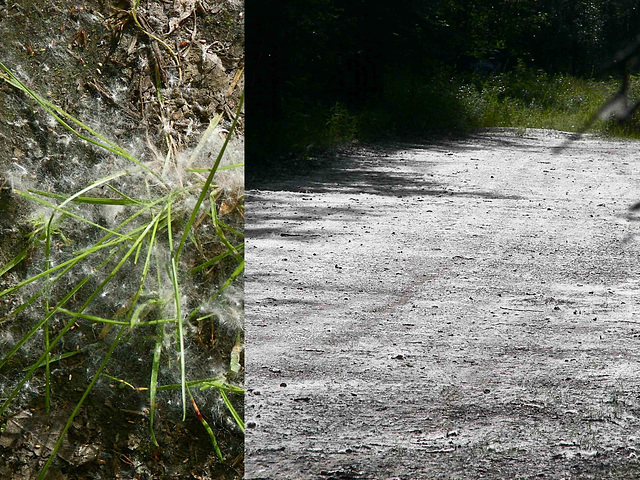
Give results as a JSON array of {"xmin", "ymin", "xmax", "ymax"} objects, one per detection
[{"xmin": 252, "ymin": 64, "xmax": 640, "ymax": 173}]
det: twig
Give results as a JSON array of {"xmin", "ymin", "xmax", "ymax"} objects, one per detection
[
  {"xmin": 500, "ymin": 306, "xmax": 544, "ymax": 312},
  {"xmin": 227, "ymin": 67, "xmax": 244, "ymax": 97},
  {"xmin": 128, "ymin": 6, "xmax": 183, "ymax": 84},
  {"xmin": 422, "ymin": 448, "xmax": 456, "ymax": 454}
]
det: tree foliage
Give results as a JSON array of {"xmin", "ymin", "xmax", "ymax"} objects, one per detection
[{"xmin": 248, "ymin": 0, "xmax": 640, "ymax": 167}]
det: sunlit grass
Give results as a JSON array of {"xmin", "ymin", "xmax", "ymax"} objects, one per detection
[
  {"xmin": 261, "ymin": 67, "xmax": 640, "ymax": 160},
  {"xmin": 459, "ymin": 69, "xmax": 640, "ymax": 138}
]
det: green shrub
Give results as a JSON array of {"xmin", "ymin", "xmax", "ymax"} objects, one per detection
[
  {"xmin": 457, "ymin": 63, "xmax": 640, "ymax": 136},
  {"xmin": 326, "ymin": 102, "xmax": 358, "ymax": 143}
]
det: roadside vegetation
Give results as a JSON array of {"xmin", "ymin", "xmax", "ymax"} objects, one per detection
[
  {"xmin": 265, "ymin": 66, "xmax": 640, "ymax": 160},
  {"xmin": 249, "ymin": 0, "xmax": 640, "ymax": 180}
]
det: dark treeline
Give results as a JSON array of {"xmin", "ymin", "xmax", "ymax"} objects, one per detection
[{"xmin": 247, "ymin": 0, "xmax": 640, "ymax": 174}]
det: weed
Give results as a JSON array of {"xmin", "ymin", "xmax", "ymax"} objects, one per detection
[
  {"xmin": 0, "ymin": 61, "xmax": 244, "ymax": 478},
  {"xmin": 458, "ymin": 66, "xmax": 640, "ymax": 137},
  {"xmin": 326, "ymin": 102, "xmax": 358, "ymax": 143}
]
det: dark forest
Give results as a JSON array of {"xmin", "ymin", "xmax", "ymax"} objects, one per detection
[{"xmin": 248, "ymin": 0, "xmax": 640, "ymax": 175}]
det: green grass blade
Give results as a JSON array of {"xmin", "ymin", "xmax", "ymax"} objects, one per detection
[
  {"xmin": 215, "ymin": 218, "xmax": 244, "ymax": 239},
  {"xmin": 189, "ymin": 246, "xmax": 244, "ymax": 275},
  {"xmin": 133, "ymin": 217, "xmax": 162, "ymax": 445},
  {"xmin": 213, "ymin": 258, "xmax": 244, "ymax": 300},
  {"xmin": 44, "ymin": 300, "xmax": 51, "ymax": 412},
  {"xmin": 127, "ymin": 215, "xmax": 162, "ymax": 329},
  {"xmin": 210, "ymin": 192, "xmax": 242, "ymax": 262},
  {"xmin": 101, "ymin": 374, "xmax": 143, "ymax": 390},
  {"xmin": 175, "ymin": 89, "xmax": 244, "ymax": 261},
  {"xmin": 157, "ymin": 377, "xmax": 244, "ymax": 393},
  {"xmin": 187, "ymin": 386, "xmax": 223, "ymax": 460},
  {"xmin": 0, "ymin": 288, "xmax": 42, "ymax": 322},
  {"xmin": 170, "ymin": 251, "xmax": 186, "ymax": 421},
  {"xmin": 89, "ymin": 194, "xmax": 172, "ymax": 245},
  {"xmin": 193, "ymin": 257, "xmax": 244, "ymax": 324},
  {"xmin": 16, "ymin": 190, "xmax": 124, "ymax": 237},
  {"xmin": 56, "ymin": 171, "xmax": 129, "ymax": 210},
  {"xmin": 106, "ymin": 184, "xmax": 141, "ymax": 204},
  {"xmin": 43, "ymin": 193, "xmax": 55, "ymax": 414},
  {"xmin": 149, "ymin": 320, "xmax": 163, "ymax": 446},
  {"xmin": 150, "ymin": 238, "xmax": 165, "ymax": 446},
  {"xmin": 219, "ymin": 388, "xmax": 244, "ymax": 434},
  {"xmin": 28, "ymin": 189, "xmax": 141, "ymax": 206},
  {"xmin": 186, "ymin": 162, "xmax": 244, "ymax": 173},
  {"xmin": 0, "ymin": 246, "xmax": 30, "ymax": 277},
  {"xmin": 36, "ymin": 326, "xmax": 125, "ymax": 480},
  {"xmin": 56, "ymin": 308, "xmax": 129, "ymax": 326},
  {"xmin": 24, "ymin": 344, "xmax": 99, "ymax": 371},
  {"xmin": 166, "ymin": 201, "xmax": 187, "ymax": 420}
]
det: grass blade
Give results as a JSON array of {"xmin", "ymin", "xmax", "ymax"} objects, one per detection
[
  {"xmin": 159, "ymin": 377, "xmax": 244, "ymax": 393},
  {"xmin": 219, "ymin": 388, "xmax": 244, "ymax": 434},
  {"xmin": 166, "ymin": 201, "xmax": 187, "ymax": 420},
  {"xmin": 175, "ymin": 89, "xmax": 244, "ymax": 261},
  {"xmin": 16, "ymin": 190, "xmax": 124, "ymax": 237},
  {"xmin": 186, "ymin": 162, "xmax": 244, "ymax": 173},
  {"xmin": 56, "ymin": 308, "xmax": 129, "ymax": 326},
  {"xmin": 188, "ymin": 386, "xmax": 223, "ymax": 460},
  {"xmin": 24, "ymin": 344, "xmax": 99, "ymax": 371},
  {"xmin": 210, "ymin": 192, "xmax": 242, "ymax": 262},
  {"xmin": 28, "ymin": 189, "xmax": 141, "ymax": 206},
  {"xmin": 212, "ymin": 258, "xmax": 244, "ymax": 301},
  {"xmin": 149, "ymin": 320, "xmax": 164, "ymax": 446},
  {"xmin": 0, "ymin": 246, "xmax": 30, "ymax": 277},
  {"xmin": 36, "ymin": 326, "xmax": 125, "ymax": 480},
  {"xmin": 189, "ymin": 246, "xmax": 244, "ymax": 275}
]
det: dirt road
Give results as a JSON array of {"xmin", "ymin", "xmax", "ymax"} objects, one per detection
[{"xmin": 246, "ymin": 129, "xmax": 640, "ymax": 479}]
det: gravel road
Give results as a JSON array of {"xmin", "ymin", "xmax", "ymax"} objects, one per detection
[{"xmin": 246, "ymin": 129, "xmax": 640, "ymax": 479}]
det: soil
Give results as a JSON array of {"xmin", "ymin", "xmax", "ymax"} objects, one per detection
[
  {"xmin": 0, "ymin": 0, "xmax": 244, "ymax": 239},
  {"xmin": 246, "ymin": 129, "xmax": 640, "ymax": 479},
  {"xmin": 0, "ymin": 1, "xmax": 244, "ymax": 479}
]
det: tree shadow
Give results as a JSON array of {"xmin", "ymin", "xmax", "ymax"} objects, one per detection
[
  {"xmin": 246, "ymin": 134, "xmax": 536, "ymax": 240},
  {"xmin": 247, "ymin": 134, "xmax": 531, "ymax": 199}
]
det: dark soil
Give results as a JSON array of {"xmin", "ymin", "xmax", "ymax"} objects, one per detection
[{"xmin": 246, "ymin": 129, "xmax": 640, "ymax": 479}]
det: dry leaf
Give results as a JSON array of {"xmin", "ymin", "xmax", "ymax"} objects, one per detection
[
  {"xmin": 219, "ymin": 200, "xmax": 235, "ymax": 217},
  {"xmin": 168, "ymin": 0, "xmax": 196, "ymax": 34}
]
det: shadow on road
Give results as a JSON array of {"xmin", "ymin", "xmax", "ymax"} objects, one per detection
[
  {"xmin": 248, "ymin": 139, "xmax": 528, "ymax": 195},
  {"xmin": 247, "ymin": 135, "xmax": 529, "ymax": 240}
]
